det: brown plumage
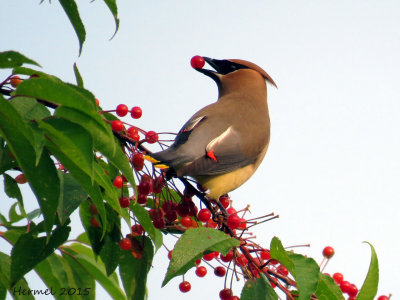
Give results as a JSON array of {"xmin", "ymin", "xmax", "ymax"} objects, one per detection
[{"xmin": 150, "ymin": 57, "xmax": 276, "ymax": 199}]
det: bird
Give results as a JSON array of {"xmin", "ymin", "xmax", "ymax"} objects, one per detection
[{"xmin": 148, "ymin": 57, "xmax": 277, "ymax": 199}]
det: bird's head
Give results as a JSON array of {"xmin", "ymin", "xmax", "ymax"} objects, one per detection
[{"xmin": 194, "ymin": 57, "xmax": 277, "ymax": 94}]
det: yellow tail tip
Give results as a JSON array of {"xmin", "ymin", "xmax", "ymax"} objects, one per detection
[
  {"xmin": 154, "ymin": 164, "xmax": 169, "ymax": 169},
  {"xmin": 144, "ymin": 155, "xmax": 160, "ymax": 164}
]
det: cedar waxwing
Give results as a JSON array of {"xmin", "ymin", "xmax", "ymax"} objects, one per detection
[{"xmin": 150, "ymin": 57, "xmax": 276, "ymax": 199}]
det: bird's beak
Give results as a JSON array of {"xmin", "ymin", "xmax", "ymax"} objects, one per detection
[{"xmin": 195, "ymin": 57, "xmax": 221, "ymax": 81}]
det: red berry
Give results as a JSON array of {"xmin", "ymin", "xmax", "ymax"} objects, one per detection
[
  {"xmin": 153, "ymin": 176, "xmax": 164, "ymax": 194},
  {"xmin": 219, "ymin": 288, "xmax": 232, "ymax": 300},
  {"xmin": 220, "ymin": 250, "xmax": 233, "ymax": 262},
  {"xmin": 113, "ymin": 176, "xmax": 123, "ymax": 188},
  {"xmin": 219, "ymin": 195, "xmax": 230, "ymax": 208},
  {"xmin": 195, "ymin": 259, "xmax": 201, "ymax": 265},
  {"xmin": 237, "ymin": 218, "xmax": 247, "ymax": 230},
  {"xmin": 127, "ymin": 127, "xmax": 140, "ymax": 141},
  {"xmin": 322, "ymin": 246, "xmax": 335, "ymax": 259},
  {"xmin": 178, "ymin": 281, "xmax": 191, "ymax": 293},
  {"xmin": 277, "ymin": 265, "xmax": 289, "ymax": 276},
  {"xmin": 14, "ymin": 173, "xmax": 27, "ymax": 184},
  {"xmin": 119, "ymin": 196, "xmax": 130, "ymax": 208},
  {"xmin": 152, "ymin": 218, "xmax": 165, "ymax": 229},
  {"xmin": 197, "ymin": 208, "xmax": 211, "ymax": 222},
  {"xmin": 145, "ymin": 131, "xmax": 159, "ymax": 144},
  {"xmin": 149, "ymin": 208, "xmax": 164, "ymax": 220},
  {"xmin": 195, "ymin": 266, "xmax": 207, "ymax": 277},
  {"xmin": 339, "ymin": 281, "xmax": 352, "ymax": 293},
  {"xmin": 95, "ymin": 98, "xmax": 100, "ymax": 106},
  {"xmin": 227, "ymin": 214, "xmax": 240, "ymax": 229},
  {"xmin": 181, "ymin": 216, "xmax": 192, "ymax": 227},
  {"xmin": 119, "ymin": 238, "xmax": 132, "ymax": 250},
  {"xmin": 116, "ymin": 104, "xmax": 129, "ymax": 117},
  {"xmin": 377, "ymin": 296, "xmax": 389, "ymax": 300},
  {"xmin": 165, "ymin": 209, "xmax": 178, "ymax": 222},
  {"xmin": 269, "ymin": 259, "xmax": 279, "ymax": 265},
  {"xmin": 227, "ymin": 207, "xmax": 237, "ymax": 215},
  {"xmin": 190, "ymin": 55, "xmax": 205, "ymax": 69},
  {"xmin": 203, "ymin": 252, "xmax": 216, "ymax": 261},
  {"xmin": 138, "ymin": 176, "xmax": 153, "ymax": 195},
  {"xmin": 214, "ymin": 266, "xmax": 226, "ymax": 277},
  {"xmin": 111, "ymin": 120, "xmax": 124, "ymax": 131},
  {"xmin": 10, "ymin": 75, "xmax": 22, "ymax": 88},
  {"xmin": 332, "ymin": 272, "xmax": 343, "ymax": 284},
  {"xmin": 131, "ymin": 224, "xmax": 144, "ymax": 235},
  {"xmin": 132, "ymin": 153, "xmax": 144, "ymax": 171},
  {"xmin": 137, "ymin": 194, "xmax": 147, "ymax": 205},
  {"xmin": 207, "ymin": 219, "xmax": 218, "ymax": 228},
  {"xmin": 236, "ymin": 254, "xmax": 248, "ymax": 266},
  {"xmin": 168, "ymin": 250, "xmax": 173, "ymax": 260},
  {"xmin": 90, "ymin": 217, "xmax": 100, "ymax": 228},
  {"xmin": 229, "ymin": 296, "xmax": 240, "ymax": 300},
  {"xmin": 131, "ymin": 106, "xmax": 142, "ymax": 119},
  {"xmin": 89, "ymin": 203, "xmax": 98, "ymax": 215},
  {"xmin": 260, "ymin": 250, "xmax": 271, "ymax": 260},
  {"xmin": 348, "ymin": 284, "xmax": 358, "ymax": 297},
  {"xmin": 177, "ymin": 202, "xmax": 190, "ymax": 217}
]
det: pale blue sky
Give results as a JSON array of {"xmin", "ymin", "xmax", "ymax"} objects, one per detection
[{"xmin": 1, "ymin": 1, "xmax": 399, "ymax": 299}]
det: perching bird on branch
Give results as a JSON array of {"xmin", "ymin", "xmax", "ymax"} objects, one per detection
[{"xmin": 148, "ymin": 56, "xmax": 276, "ymax": 199}]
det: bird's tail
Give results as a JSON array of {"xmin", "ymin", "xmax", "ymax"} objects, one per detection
[{"xmin": 144, "ymin": 155, "xmax": 169, "ymax": 169}]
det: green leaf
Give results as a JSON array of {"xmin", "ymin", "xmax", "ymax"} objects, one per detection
[
  {"xmin": 15, "ymin": 77, "xmax": 96, "ymax": 112},
  {"xmin": 131, "ymin": 203, "xmax": 162, "ymax": 250},
  {"xmin": 73, "ymin": 63, "xmax": 84, "ymax": 87},
  {"xmin": 0, "ymin": 95, "xmax": 43, "ymax": 164},
  {"xmin": 10, "ymin": 224, "xmax": 71, "ymax": 285},
  {"xmin": 3, "ymin": 173, "xmax": 23, "ymax": 204},
  {"xmin": 356, "ymin": 242, "xmax": 379, "ymax": 300},
  {"xmin": 3, "ymin": 229, "xmax": 25, "ymax": 244},
  {"xmin": 241, "ymin": 274, "xmax": 278, "ymax": 300},
  {"xmin": 119, "ymin": 236, "xmax": 154, "ymax": 300},
  {"xmin": 100, "ymin": 235, "xmax": 121, "ymax": 276},
  {"xmin": 98, "ymin": 204, "xmax": 122, "ymax": 275},
  {"xmin": 8, "ymin": 202, "xmax": 26, "ymax": 224},
  {"xmin": 79, "ymin": 199, "xmax": 110, "ymax": 255},
  {"xmin": 37, "ymin": 117, "xmax": 94, "ymax": 180},
  {"xmin": 58, "ymin": 0, "xmax": 86, "ymax": 55},
  {"xmin": 0, "ymin": 96, "xmax": 60, "ymax": 232},
  {"xmin": 57, "ymin": 172, "xmax": 88, "ymax": 224},
  {"xmin": 62, "ymin": 248, "xmax": 96, "ymax": 300},
  {"xmin": 26, "ymin": 209, "xmax": 41, "ymax": 221},
  {"xmin": 76, "ymin": 232, "xmax": 91, "ymax": 246},
  {"xmin": 270, "ymin": 237, "xmax": 319, "ymax": 300},
  {"xmin": 63, "ymin": 243, "xmax": 125, "ymax": 300},
  {"xmin": 92, "ymin": 161, "xmax": 121, "ymax": 217},
  {"xmin": 0, "ymin": 51, "xmax": 40, "ymax": 68},
  {"xmin": 0, "ymin": 139, "xmax": 17, "ymax": 174},
  {"xmin": 0, "ymin": 252, "xmax": 34, "ymax": 300},
  {"xmin": 315, "ymin": 273, "xmax": 344, "ymax": 300},
  {"xmin": 55, "ymin": 106, "xmax": 135, "ymax": 189},
  {"xmin": 13, "ymin": 66, "xmax": 61, "ymax": 80},
  {"xmin": 35, "ymin": 253, "xmax": 83, "ymax": 299},
  {"xmin": 102, "ymin": 0, "xmax": 119, "ymax": 39},
  {"xmin": 162, "ymin": 227, "xmax": 240, "ymax": 286},
  {"xmin": 10, "ymin": 97, "xmax": 51, "ymax": 120},
  {"xmin": 45, "ymin": 139, "xmax": 107, "ymax": 238},
  {"xmin": 10, "ymin": 97, "xmax": 50, "ymax": 164}
]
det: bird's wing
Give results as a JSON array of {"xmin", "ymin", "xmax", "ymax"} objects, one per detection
[{"xmin": 176, "ymin": 125, "xmax": 254, "ymax": 177}]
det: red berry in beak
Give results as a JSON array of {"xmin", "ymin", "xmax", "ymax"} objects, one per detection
[{"xmin": 190, "ymin": 55, "xmax": 205, "ymax": 69}]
